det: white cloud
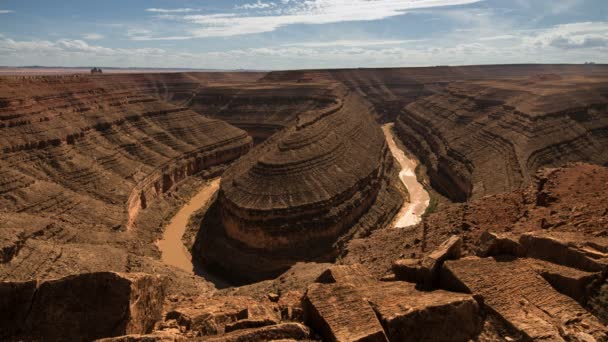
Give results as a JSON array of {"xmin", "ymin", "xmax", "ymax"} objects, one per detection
[
  {"xmin": 478, "ymin": 35, "xmax": 518, "ymax": 41},
  {"xmin": 0, "ymin": 37, "xmax": 166, "ymax": 58},
  {"xmin": 141, "ymin": 0, "xmax": 483, "ymax": 39},
  {"xmin": 525, "ymin": 22, "xmax": 608, "ymax": 50},
  {"xmin": 2, "ymin": 20, "xmax": 607, "ymax": 70},
  {"xmin": 0, "ymin": 10, "xmax": 14, "ymax": 14},
  {"xmin": 284, "ymin": 39, "xmax": 425, "ymax": 47},
  {"xmin": 236, "ymin": 1, "xmax": 276, "ymax": 10},
  {"xmin": 83, "ymin": 33, "xmax": 105, "ymax": 40},
  {"xmin": 146, "ymin": 8, "xmax": 200, "ymax": 13}
]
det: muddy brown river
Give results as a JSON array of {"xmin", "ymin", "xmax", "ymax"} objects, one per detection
[
  {"xmin": 157, "ymin": 123, "xmax": 427, "ymax": 272},
  {"xmin": 382, "ymin": 123, "xmax": 430, "ymax": 228},
  {"xmin": 156, "ymin": 178, "xmax": 221, "ymax": 273}
]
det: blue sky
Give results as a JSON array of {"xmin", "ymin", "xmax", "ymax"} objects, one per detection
[{"xmin": 0, "ymin": 0, "xmax": 607, "ymax": 69}]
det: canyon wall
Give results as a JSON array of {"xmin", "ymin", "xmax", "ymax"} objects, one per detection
[
  {"xmin": 0, "ymin": 74, "xmax": 252, "ymax": 279},
  {"xmin": 169, "ymin": 81, "xmax": 337, "ymax": 144},
  {"xmin": 195, "ymin": 83, "xmax": 403, "ymax": 283},
  {"xmin": 296, "ymin": 64, "xmax": 608, "ymax": 122},
  {"xmin": 394, "ymin": 76, "xmax": 608, "ymax": 201}
]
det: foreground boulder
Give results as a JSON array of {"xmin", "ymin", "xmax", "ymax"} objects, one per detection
[
  {"xmin": 304, "ymin": 282, "xmax": 388, "ymax": 341},
  {"xmin": 441, "ymin": 257, "xmax": 607, "ymax": 341},
  {"xmin": 303, "ymin": 264, "xmax": 482, "ymax": 342},
  {"xmin": 392, "ymin": 235, "xmax": 461, "ymax": 287},
  {"xmin": 519, "ymin": 232, "xmax": 608, "ymax": 272},
  {"xmin": 102, "ymin": 323, "xmax": 311, "ymax": 342},
  {"xmin": 476, "ymin": 231, "xmax": 525, "ymax": 257},
  {"xmin": 0, "ymin": 272, "xmax": 166, "ymax": 341}
]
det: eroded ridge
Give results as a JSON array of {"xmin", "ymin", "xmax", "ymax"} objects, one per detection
[{"xmin": 196, "ymin": 85, "xmax": 401, "ymax": 282}]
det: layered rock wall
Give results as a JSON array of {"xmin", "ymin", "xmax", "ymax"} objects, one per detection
[
  {"xmin": 179, "ymin": 83, "xmax": 338, "ymax": 143},
  {"xmin": 0, "ymin": 74, "xmax": 252, "ymax": 278},
  {"xmin": 196, "ymin": 85, "xmax": 402, "ymax": 282},
  {"xmin": 394, "ymin": 78, "xmax": 608, "ymax": 200}
]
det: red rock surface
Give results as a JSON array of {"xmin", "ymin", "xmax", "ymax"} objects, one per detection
[
  {"xmin": 0, "ymin": 272, "xmax": 166, "ymax": 340},
  {"xmin": 1, "ymin": 66, "xmax": 608, "ymax": 341},
  {"xmin": 0, "ymin": 74, "xmax": 252, "ymax": 283}
]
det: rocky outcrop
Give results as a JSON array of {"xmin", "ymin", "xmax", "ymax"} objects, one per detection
[
  {"xmin": 303, "ymin": 264, "xmax": 483, "ymax": 342},
  {"xmin": 0, "ymin": 272, "xmax": 166, "ymax": 341},
  {"xmin": 163, "ymin": 295, "xmax": 280, "ymax": 337},
  {"xmin": 195, "ymin": 85, "xmax": 402, "ymax": 283},
  {"xmin": 392, "ymin": 235, "xmax": 461, "ymax": 287}
]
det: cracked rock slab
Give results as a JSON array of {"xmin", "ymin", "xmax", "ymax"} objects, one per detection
[{"xmin": 441, "ymin": 257, "xmax": 607, "ymax": 341}]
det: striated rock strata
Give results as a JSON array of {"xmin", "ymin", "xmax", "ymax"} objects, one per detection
[
  {"xmin": 0, "ymin": 74, "xmax": 252, "ymax": 280},
  {"xmin": 394, "ymin": 76, "xmax": 608, "ymax": 201},
  {"xmin": 195, "ymin": 85, "xmax": 402, "ymax": 283}
]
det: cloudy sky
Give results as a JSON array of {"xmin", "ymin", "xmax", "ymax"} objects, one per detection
[{"xmin": 0, "ymin": 0, "xmax": 606, "ymax": 69}]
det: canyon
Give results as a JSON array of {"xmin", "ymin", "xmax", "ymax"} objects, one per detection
[{"xmin": 0, "ymin": 64, "xmax": 607, "ymax": 341}]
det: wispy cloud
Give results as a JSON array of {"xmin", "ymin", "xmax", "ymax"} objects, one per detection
[
  {"xmin": 0, "ymin": 10, "xmax": 14, "ymax": 14},
  {"xmin": 146, "ymin": 8, "xmax": 200, "ymax": 13},
  {"xmin": 478, "ymin": 35, "xmax": 518, "ymax": 41},
  {"xmin": 284, "ymin": 39, "xmax": 426, "ymax": 47},
  {"xmin": 141, "ymin": 0, "xmax": 483, "ymax": 39},
  {"xmin": 236, "ymin": 1, "xmax": 276, "ymax": 10},
  {"xmin": 83, "ymin": 33, "xmax": 104, "ymax": 40},
  {"xmin": 0, "ymin": 37, "xmax": 165, "ymax": 56}
]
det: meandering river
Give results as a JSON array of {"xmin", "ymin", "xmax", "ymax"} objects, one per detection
[
  {"xmin": 156, "ymin": 178, "xmax": 221, "ymax": 273},
  {"xmin": 382, "ymin": 123, "xmax": 430, "ymax": 228},
  {"xmin": 157, "ymin": 123, "xmax": 428, "ymax": 272}
]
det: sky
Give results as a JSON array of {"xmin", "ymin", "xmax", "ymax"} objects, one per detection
[{"xmin": 0, "ymin": 0, "xmax": 607, "ymax": 70}]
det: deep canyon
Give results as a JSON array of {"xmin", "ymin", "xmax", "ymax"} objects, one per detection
[{"xmin": 1, "ymin": 65, "xmax": 608, "ymax": 341}]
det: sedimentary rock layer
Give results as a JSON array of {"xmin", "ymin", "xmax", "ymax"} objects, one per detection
[
  {"xmin": 394, "ymin": 76, "xmax": 608, "ymax": 201},
  {"xmin": 0, "ymin": 74, "xmax": 252, "ymax": 279},
  {"xmin": 196, "ymin": 85, "xmax": 402, "ymax": 282},
  {"xmin": 263, "ymin": 65, "xmax": 608, "ymax": 122},
  {"xmin": 182, "ymin": 82, "xmax": 339, "ymax": 143}
]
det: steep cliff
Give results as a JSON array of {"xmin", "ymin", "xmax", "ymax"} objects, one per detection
[
  {"xmin": 195, "ymin": 84, "xmax": 403, "ymax": 283},
  {"xmin": 0, "ymin": 74, "xmax": 252, "ymax": 280},
  {"xmin": 394, "ymin": 76, "xmax": 608, "ymax": 201}
]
